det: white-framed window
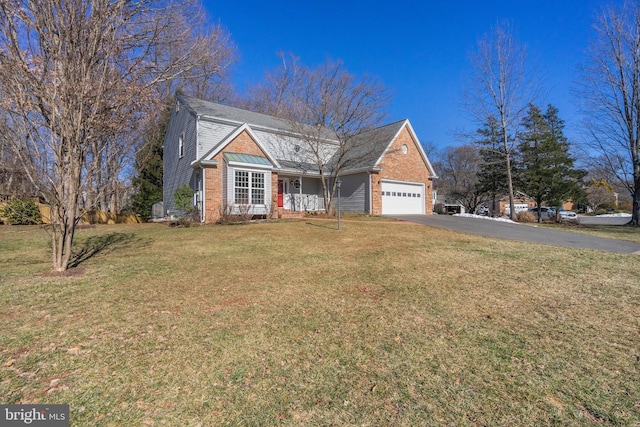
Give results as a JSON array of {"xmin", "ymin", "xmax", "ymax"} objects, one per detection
[
  {"xmin": 234, "ymin": 170, "xmax": 264, "ymax": 205},
  {"xmin": 179, "ymin": 133, "xmax": 184, "ymax": 158}
]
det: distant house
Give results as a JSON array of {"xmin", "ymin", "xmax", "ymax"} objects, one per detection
[
  {"xmin": 433, "ymin": 194, "xmax": 466, "ymax": 214},
  {"xmin": 163, "ymin": 95, "xmax": 437, "ymax": 223},
  {"xmin": 498, "ymin": 192, "xmax": 536, "ymax": 216}
]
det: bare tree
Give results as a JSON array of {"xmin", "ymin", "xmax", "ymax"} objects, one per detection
[
  {"xmin": 244, "ymin": 58, "xmax": 389, "ymax": 214},
  {"xmin": 0, "ymin": 0, "xmax": 235, "ymax": 271},
  {"xmin": 464, "ymin": 22, "xmax": 538, "ymax": 220},
  {"xmin": 435, "ymin": 145, "xmax": 485, "ymax": 214},
  {"xmin": 421, "ymin": 140, "xmax": 438, "ymax": 159},
  {"xmin": 578, "ymin": 1, "xmax": 640, "ymax": 225},
  {"xmin": 0, "ymin": 112, "xmax": 37, "ymax": 199},
  {"xmin": 586, "ymin": 179, "xmax": 617, "ymax": 212},
  {"xmin": 240, "ymin": 52, "xmax": 304, "ymax": 116},
  {"xmin": 287, "ymin": 60, "xmax": 389, "ymax": 214}
]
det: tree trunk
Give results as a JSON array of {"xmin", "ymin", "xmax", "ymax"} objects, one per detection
[
  {"xmin": 632, "ymin": 173, "xmax": 639, "ymax": 226},
  {"xmin": 503, "ymin": 125, "xmax": 516, "ymax": 221},
  {"xmin": 51, "ymin": 201, "xmax": 77, "ymax": 272}
]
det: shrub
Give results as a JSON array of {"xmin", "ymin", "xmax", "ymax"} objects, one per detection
[
  {"xmin": 0, "ymin": 199, "xmax": 42, "ymax": 225},
  {"xmin": 516, "ymin": 211, "xmax": 535, "ymax": 223},
  {"xmin": 173, "ymin": 184, "xmax": 194, "ymax": 215},
  {"xmin": 170, "ymin": 184, "xmax": 201, "ymax": 227},
  {"xmin": 218, "ymin": 204, "xmax": 254, "ymax": 225}
]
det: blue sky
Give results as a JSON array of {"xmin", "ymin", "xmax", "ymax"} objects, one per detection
[{"xmin": 203, "ymin": 0, "xmax": 608, "ymax": 151}]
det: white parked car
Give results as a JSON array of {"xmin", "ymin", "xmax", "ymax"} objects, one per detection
[
  {"xmin": 559, "ymin": 210, "xmax": 578, "ymax": 221},
  {"xmin": 528, "ymin": 207, "xmax": 556, "ymax": 221}
]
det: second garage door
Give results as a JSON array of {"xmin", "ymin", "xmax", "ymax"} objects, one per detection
[{"xmin": 381, "ymin": 181, "xmax": 425, "ymax": 215}]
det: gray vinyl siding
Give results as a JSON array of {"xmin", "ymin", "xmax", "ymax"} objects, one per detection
[
  {"xmin": 299, "ymin": 177, "xmax": 322, "ymax": 196},
  {"xmin": 163, "ymin": 105, "xmax": 199, "ymax": 216},
  {"xmin": 253, "ymin": 130, "xmax": 291, "ymax": 161},
  {"xmin": 337, "ymin": 173, "xmax": 369, "ymax": 213},
  {"xmin": 198, "ymin": 120, "xmax": 237, "ymax": 157},
  {"xmin": 255, "ymin": 129, "xmax": 337, "ymax": 165}
]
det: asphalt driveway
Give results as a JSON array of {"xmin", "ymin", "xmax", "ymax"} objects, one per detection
[{"xmin": 390, "ymin": 215, "xmax": 640, "ymax": 254}]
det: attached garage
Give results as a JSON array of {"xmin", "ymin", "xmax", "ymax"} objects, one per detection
[{"xmin": 381, "ymin": 180, "xmax": 425, "ymax": 215}]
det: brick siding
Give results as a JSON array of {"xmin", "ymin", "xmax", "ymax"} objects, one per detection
[
  {"xmin": 204, "ymin": 130, "xmax": 276, "ymax": 223},
  {"xmin": 372, "ymin": 125, "xmax": 434, "ymax": 215}
]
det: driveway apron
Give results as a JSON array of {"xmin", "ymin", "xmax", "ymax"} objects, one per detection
[{"xmin": 390, "ymin": 215, "xmax": 640, "ymax": 254}]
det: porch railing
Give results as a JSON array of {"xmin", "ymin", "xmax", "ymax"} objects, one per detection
[{"xmin": 285, "ymin": 193, "xmax": 325, "ymax": 211}]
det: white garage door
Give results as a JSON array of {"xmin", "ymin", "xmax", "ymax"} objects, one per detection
[{"xmin": 381, "ymin": 181, "xmax": 425, "ymax": 215}]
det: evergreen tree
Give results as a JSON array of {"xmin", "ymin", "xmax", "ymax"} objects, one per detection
[
  {"xmin": 475, "ymin": 115, "xmax": 509, "ymax": 216},
  {"xmin": 130, "ymin": 103, "xmax": 171, "ymax": 220},
  {"xmin": 516, "ymin": 104, "xmax": 585, "ymax": 221}
]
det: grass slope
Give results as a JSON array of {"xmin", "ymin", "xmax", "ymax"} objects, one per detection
[
  {"xmin": 1, "ymin": 221, "xmax": 639, "ymax": 426},
  {"xmin": 536, "ymin": 222, "xmax": 640, "ymax": 244}
]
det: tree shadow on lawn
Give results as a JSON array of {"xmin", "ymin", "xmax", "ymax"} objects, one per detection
[
  {"xmin": 305, "ymin": 221, "xmax": 339, "ymax": 230},
  {"xmin": 69, "ymin": 232, "xmax": 144, "ymax": 268}
]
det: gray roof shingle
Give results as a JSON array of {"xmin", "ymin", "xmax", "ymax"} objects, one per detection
[
  {"xmin": 181, "ymin": 95, "xmax": 294, "ymax": 131},
  {"xmin": 180, "ymin": 95, "xmax": 337, "ymax": 140},
  {"xmin": 336, "ymin": 120, "xmax": 407, "ymax": 170}
]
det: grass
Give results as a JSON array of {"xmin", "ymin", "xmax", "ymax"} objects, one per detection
[
  {"xmin": 1, "ymin": 221, "xmax": 639, "ymax": 426},
  {"xmin": 535, "ymin": 222, "xmax": 640, "ymax": 243}
]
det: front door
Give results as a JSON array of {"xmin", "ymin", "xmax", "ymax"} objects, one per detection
[{"xmin": 277, "ymin": 180, "xmax": 284, "ymax": 207}]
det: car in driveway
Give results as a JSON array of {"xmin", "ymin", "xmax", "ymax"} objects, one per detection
[
  {"xmin": 528, "ymin": 207, "xmax": 555, "ymax": 221},
  {"xmin": 477, "ymin": 205, "xmax": 489, "ymax": 216},
  {"xmin": 559, "ymin": 210, "xmax": 578, "ymax": 221}
]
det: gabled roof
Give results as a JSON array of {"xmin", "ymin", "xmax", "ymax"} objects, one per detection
[
  {"xmin": 338, "ymin": 120, "xmax": 407, "ymax": 170},
  {"xmin": 179, "ymin": 95, "xmax": 337, "ymax": 140},
  {"xmin": 198, "ymin": 123, "xmax": 281, "ymax": 168},
  {"xmin": 180, "ymin": 95, "xmax": 290, "ymax": 130},
  {"xmin": 337, "ymin": 120, "xmax": 437, "ymax": 177},
  {"xmin": 179, "ymin": 95, "xmax": 436, "ymax": 177}
]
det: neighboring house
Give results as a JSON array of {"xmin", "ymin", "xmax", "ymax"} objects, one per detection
[
  {"xmin": 498, "ymin": 192, "xmax": 536, "ymax": 216},
  {"xmin": 163, "ymin": 95, "xmax": 437, "ymax": 223},
  {"xmin": 433, "ymin": 194, "xmax": 466, "ymax": 214}
]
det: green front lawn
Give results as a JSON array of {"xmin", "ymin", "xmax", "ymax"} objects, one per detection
[{"xmin": 1, "ymin": 221, "xmax": 639, "ymax": 425}]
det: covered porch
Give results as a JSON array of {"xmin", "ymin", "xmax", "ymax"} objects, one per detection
[{"xmin": 277, "ymin": 175, "xmax": 326, "ymax": 214}]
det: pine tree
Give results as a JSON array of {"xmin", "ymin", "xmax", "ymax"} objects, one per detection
[
  {"xmin": 516, "ymin": 104, "xmax": 585, "ymax": 221},
  {"xmin": 475, "ymin": 115, "xmax": 509, "ymax": 216},
  {"xmin": 130, "ymin": 103, "xmax": 171, "ymax": 220}
]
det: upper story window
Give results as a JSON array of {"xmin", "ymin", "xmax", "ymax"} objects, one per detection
[{"xmin": 179, "ymin": 133, "xmax": 184, "ymax": 158}]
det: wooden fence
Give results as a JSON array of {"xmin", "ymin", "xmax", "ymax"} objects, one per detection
[{"xmin": 1, "ymin": 202, "xmax": 141, "ymax": 225}]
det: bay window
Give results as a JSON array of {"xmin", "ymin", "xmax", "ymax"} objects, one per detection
[{"xmin": 234, "ymin": 170, "xmax": 264, "ymax": 205}]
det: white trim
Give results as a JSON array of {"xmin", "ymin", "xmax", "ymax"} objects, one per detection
[
  {"xmin": 196, "ymin": 117, "xmax": 200, "ymax": 158},
  {"xmin": 191, "ymin": 159, "xmax": 218, "ymax": 168},
  {"xmin": 202, "ymin": 168, "xmax": 206, "ymax": 222},
  {"xmin": 226, "ymin": 160, "xmax": 273, "ymax": 171},
  {"xmin": 275, "ymin": 167, "xmax": 322, "ymax": 176},
  {"xmin": 340, "ymin": 166, "xmax": 382, "ymax": 176},
  {"xmin": 380, "ymin": 178, "xmax": 426, "ymax": 186},
  {"xmin": 368, "ymin": 172, "xmax": 373, "ymax": 214}
]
